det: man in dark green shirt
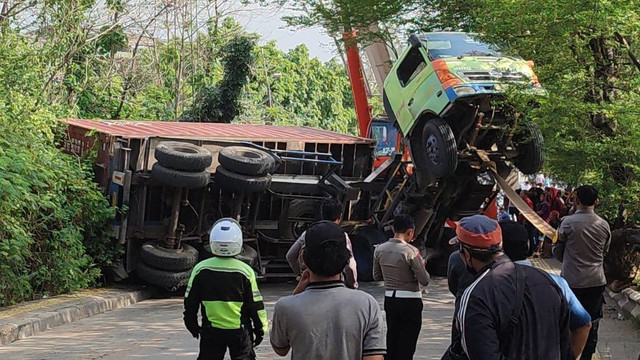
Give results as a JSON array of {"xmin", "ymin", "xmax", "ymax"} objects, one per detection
[{"xmin": 184, "ymin": 218, "xmax": 267, "ymax": 360}]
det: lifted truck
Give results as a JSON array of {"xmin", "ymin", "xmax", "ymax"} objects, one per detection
[
  {"xmin": 378, "ymin": 32, "xmax": 546, "ymax": 268},
  {"xmin": 62, "ymin": 34, "xmax": 546, "ymax": 288}
]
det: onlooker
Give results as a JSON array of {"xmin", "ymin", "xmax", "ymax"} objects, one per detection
[
  {"xmin": 285, "ymin": 197, "xmax": 358, "ymax": 289},
  {"xmin": 542, "ymin": 210, "xmax": 562, "ymax": 258},
  {"xmin": 445, "ymin": 240, "xmax": 476, "ymax": 360},
  {"xmin": 548, "ymin": 188, "xmax": 568, "ymax": 217},
  {"xmin": 506, "ymin": 193, "xmax": 519, "ymax": 221},
  {"xmin": 453, "ymin": 215, "xmax": 573, "ymax": 360},
  {"xmin": 553, "ymin": 185, "xmax": 612, "ymax": 360},
  {"xmin": 270, "ymin": 221, "xmax": 386, "ymax": 360},
  {"xmin": 518, "ymin": 189, "xmax": 538, "ymax": 256},
  {"xmin": 184, "ymin": 218, "xmax": 268, "ymax": 360},
  {"xmin": 373, "ymin": 214, "xmax": 430, "ymax": 360},
  {"xmin": 536, "ymin": 190, "xmax": 551, "ymax": 221},
  {"xmin": 500, "ymin": 218, "xmax": 592, "ymax": 358}
]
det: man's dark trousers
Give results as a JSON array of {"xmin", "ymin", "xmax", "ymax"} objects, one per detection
[
  {"xmin": 571, "ymin": 286, "xmax": 605, "ymax": 360},
  {"xmin": 384, "ymin": 296, "xmax": 423, "ymax": 360},
  {"xmin": 198, "ymin": 328, "xmax": 255, "ymax": 360}
]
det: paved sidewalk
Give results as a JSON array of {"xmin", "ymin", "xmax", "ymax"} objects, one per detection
[
  {"xmin": 532, "ymin": 257, "xmax": 640, "ymax": 360},
  {"xmin": 0, "ymin": 286, "xmax": 152, "ymax": 346},
  {"xmin": 1, "ymin": 259, "xmax": 638, "ymax": 359}
]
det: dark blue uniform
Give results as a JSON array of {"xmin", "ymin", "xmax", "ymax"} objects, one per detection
[{"xmin": 457, "ymin": 255, "xmax": 573, "ymax": 360}]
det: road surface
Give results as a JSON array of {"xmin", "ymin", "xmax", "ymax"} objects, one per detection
[{"xmin": 1, "ymin": 278, "xmax": 638, "ymax": 360}]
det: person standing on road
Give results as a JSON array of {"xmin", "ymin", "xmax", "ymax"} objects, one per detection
[
  {"xmin": 373, "ymin": 214, "xmax": 430, "ymax": 360},
  {"xmin": 553, "ymin": 185, "xmax": 611, "ymax": 360},
  {"xmin": 184, "ymin": 218, "xmax": 268, "ymax": 360},
  {"xmin": 444, "ymin": 244, "xmax": 475, "ymax": 360},
  {"xmin": 270, "ymin": 221, "xmax": 386, "ymax": 360},
  {"xmin": 454, "ymin": 215, "xmax": 573, "ymax": 360},
  {"xmin": 500, "ymin": 218, "xmax": 592, "ymax": 357},
  {"xmin": 285, "ymin": 196, "xmax": 358, "ymax": 289}
]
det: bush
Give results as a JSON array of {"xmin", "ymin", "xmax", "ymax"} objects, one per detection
[{"xmin": 0, "ymin": 85, "xmax": 116, "ymax": 307}]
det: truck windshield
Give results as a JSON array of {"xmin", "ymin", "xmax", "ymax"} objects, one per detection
[
  {"xmin": 370, "ymin": 121, "xmax": 398, "ymax": 157},
  {"xmin": 424, "ymin": 33, "xmax": 502, "ymax": 59}
]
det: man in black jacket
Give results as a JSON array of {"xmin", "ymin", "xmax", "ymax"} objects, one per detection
[{"xmin": 452, "ymin": 215, "xmax": 573, "ymax": 360}]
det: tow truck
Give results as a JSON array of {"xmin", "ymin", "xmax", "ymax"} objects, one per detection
[{"xmin": 62, "ymin": 32, "xmax": 546, "ymax": 289}]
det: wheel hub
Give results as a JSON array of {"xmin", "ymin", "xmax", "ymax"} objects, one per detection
[{"xmin": 426, "ymin": 135, "xmax": 440, "ymax": 166}]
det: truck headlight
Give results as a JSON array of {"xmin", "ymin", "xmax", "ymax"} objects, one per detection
[{"xmin": 453, "ymin": 86, "xmax": 476, "ymax": 95}]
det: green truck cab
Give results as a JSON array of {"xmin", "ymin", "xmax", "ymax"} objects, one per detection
[{"xmin": 383, "ymin": 32, "xmax": 545, "ymax": 183}]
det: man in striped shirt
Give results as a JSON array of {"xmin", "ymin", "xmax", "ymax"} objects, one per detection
[{"xmin": 452, "ymin": 215, "xmax": 573, "ymax": 360}]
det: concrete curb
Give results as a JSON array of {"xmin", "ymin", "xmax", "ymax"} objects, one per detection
[
  {"xmin": 0, "ymin": 288, "xmax": 152, "ymax": 346},
  {"xmin": 606, "ymin": 286, "xmax": 640, "ymax": 321}
]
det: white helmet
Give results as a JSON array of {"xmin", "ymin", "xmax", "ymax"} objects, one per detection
[{"xmin": 207, "ymin": 218, "xmax": 243, "ymax": 256}]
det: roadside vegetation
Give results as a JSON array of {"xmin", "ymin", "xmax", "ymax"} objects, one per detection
[
  {"xmin": 2, "ymin": 0, "xmax": 639, "ymax": 304},
  {"xmin": 0, "ymin": 0, "xmax": 357, "ymax": 306}
]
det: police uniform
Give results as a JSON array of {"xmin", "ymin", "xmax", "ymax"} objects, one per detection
[{"xmin": 373, "ymin": 238, "xmax": 430, "ymax": 360}]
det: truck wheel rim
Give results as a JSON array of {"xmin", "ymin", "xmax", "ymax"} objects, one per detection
[{"xmin": 426, "ymin": 135, "xmax": 440, "ymax": 166}]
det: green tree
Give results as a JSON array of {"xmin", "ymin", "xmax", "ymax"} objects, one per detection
[
  {"xmin": 181, "ymin": 35, "xmax": 256, "ymax": 123},
  {"xmin": 414, "ymin": 0, "xmax": 640, "ymax": 221}
]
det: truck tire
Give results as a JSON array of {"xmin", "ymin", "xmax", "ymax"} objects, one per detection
[
  {"xmin": 152, "ymin": 163, "xmax": 210, "ymax": 189},
  {"xmin": 155, "ymin": 142, "xmax": 212, "ymax": 172},
  {"xmin": 350, "ymin": 226, "xmax": 388, "ymax": 282},
  {"xmin": 236, "ymin": 245, "xmax": 259, "ymax": 268},
  {"xmin": 280, "ymin": 200, "xmax": 318, "ymax": 240},
  {"xmin": 140, "ymin": 242, "xmax": 199, "ymax": 272},
  {"xmin": 136, "ymin": 262, "xmax": 191, "ymax": 291},
  {"xmin": 415, "ymin": 118, "xmax": 458, "ymax": 178},
  {"xmin": 513, "ymin": 122, "xmax": 544, "ymax": 175},
  {"xmin": 215, "ymin": 166, "xmax": 271, "ymax": 193},
  {"xmin": 218, "ymin": 146, "xmax": 275, "ymax": 176}
]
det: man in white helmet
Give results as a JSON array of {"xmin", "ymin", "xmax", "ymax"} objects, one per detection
[{"xmin": 184, "ymin": 218, "xmax": 268, "ymax": 360}]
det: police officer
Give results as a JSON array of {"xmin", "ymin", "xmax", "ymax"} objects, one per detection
[
  {"xmin": 184, "ymin": 218, "xmax": 268, "ymax": 360},
  {"xmin": 373, "ymin": 214, "xmax": 430, "ymax": 360}
]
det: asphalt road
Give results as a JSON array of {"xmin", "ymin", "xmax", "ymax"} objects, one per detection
[{"xmin": 1, "ymin": 278, "xmax": 638, "ymax": 360}]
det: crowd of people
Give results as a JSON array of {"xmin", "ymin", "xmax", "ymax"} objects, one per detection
[
  {"xmin": 182, "ymin": 186, "xmax": 615, "ymax": 360},
  {"xmin": 502, "ymin": 182, "xmax": 573, "ymax": 257}
]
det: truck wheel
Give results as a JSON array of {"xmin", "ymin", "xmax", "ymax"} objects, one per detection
[
  {"xmin": 236, "ymin": 245, "xmax": 259, "ymax": 268},
  {"xmin": 215, "ymin": 166, "xmax": 271, "ymax": 193},
  {"xmin": 281, "ymin": 200, "xmax": 318, "ymax": 240},
  {"xmin": 513, "ymin": 122, "xmax": 544, "ymax": 175},
  {"xmin": 218, "ymin": 146, "xmax": 275, "ymax": 176},
  {"xmin": 140, "ymin": 242, "xmax": 199, "ymax": 272},
  {"xmin": 152, "ymin": 163, "xmax": 210, "ymax": 189},
  {"xmin": 155, "ymin": 142, "xmax": 212, "ymax": 172},
  {"xmin": 350, "ymin": 226, "xmax": 388, "ymax": 282},
  {"xmin": 136, "ymin": 262, "xmax": 191, "ymax": 291},
  {"xmin": 411, "ymin": 118, "xmax": 457, "ymax": 178}
]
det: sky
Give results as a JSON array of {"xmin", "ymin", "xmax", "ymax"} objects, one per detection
[{"xmin": 232, "ymin": 4, "xmax": 338, "ymax": 62}]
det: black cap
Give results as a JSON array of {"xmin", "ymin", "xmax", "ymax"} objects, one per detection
[{"xmin": 305, "ymin": 221, "xmax": 348, "ymax": 254}]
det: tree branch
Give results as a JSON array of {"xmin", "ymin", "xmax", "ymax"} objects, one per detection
[{"xmin": 614, "ymin": 32, "xmax": 640, "ymax": 72}]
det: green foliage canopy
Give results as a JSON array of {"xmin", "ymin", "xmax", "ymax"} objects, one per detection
[{"xmin": 414, "ymin": 0, "xmax": 640, "ymax": 221}]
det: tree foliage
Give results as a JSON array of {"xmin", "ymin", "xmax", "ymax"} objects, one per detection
[
  {"xmin": 0, "ymin": 0, "xmax": 359, "ymax": 305},
  {"xmin": 414, "ymin": 0, "xmax": 640, "ymax": 221},
  {"xmin": 0, "ymin": 33, "xmax": 116, "ymax": 306},
  {"xmin": 182, "ymin": 35, "xmax": 256, "ymax": 123}
]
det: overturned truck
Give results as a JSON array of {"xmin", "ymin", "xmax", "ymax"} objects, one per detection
[{"xmin": 63, "ymin": 117, "xmax": 514, "ymax": 289}]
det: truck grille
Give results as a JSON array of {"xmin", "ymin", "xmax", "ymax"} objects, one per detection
[{"xmin": 461, "ymin": 71, "xmax": 525, "ymax": 82}]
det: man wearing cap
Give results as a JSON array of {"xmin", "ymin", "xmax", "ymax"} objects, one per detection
[
  {"xmin": 373, "ymin": 214, "xmax": 430, "ymax": 360},
  {"xmin": 453, "ymin": 215, "xmax": 573, "ymax": 360},
  {"xmin": 270, "ymin": 220, "xmax": 386, "ymax": 360}
]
